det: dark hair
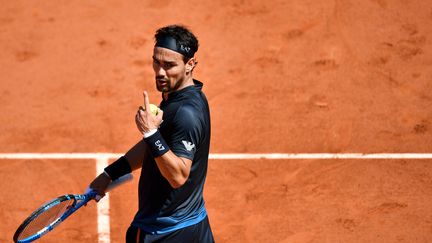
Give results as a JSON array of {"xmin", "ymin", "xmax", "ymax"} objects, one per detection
[{"xmin": 154, "ymin": 25, "xmax": 199, "ymax": 61}]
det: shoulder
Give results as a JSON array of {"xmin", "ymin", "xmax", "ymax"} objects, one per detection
[
  {"xmin": 175, "ymin": 89, "xmax": 207, "ymax": 118},
  {"xmin": 173, "ymin": 103, "xmax": 201, "ymax": 126}
]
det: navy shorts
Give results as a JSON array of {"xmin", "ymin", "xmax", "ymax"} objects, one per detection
[{"xmin": 126, "ymin": 216, "xmax": 214, "ymax": 243}]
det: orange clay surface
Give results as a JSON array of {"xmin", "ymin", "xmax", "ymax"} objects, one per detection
[{"xmin": 1, "ymin": 0, "xmax": 432, "ymax": 242}]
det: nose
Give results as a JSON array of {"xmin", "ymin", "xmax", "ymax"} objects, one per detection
[{"xmin": 153, "ymin": 64, "xmax": 166, "ymax": 77}]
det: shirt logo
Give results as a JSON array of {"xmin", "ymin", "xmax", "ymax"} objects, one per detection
[{"xmin": 182, "ymin": 140, "xmax": 195, "ymax": 151}]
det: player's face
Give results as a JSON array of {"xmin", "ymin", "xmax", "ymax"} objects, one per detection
[{"xmin": 152, "ymin": 47, "xmax": 188, "ymax": 93}]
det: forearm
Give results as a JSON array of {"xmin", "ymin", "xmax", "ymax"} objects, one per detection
[
  {"xmin": 144, "ymin": 130, "xmax": 192, "ymax": 188},
  {"xmin": 122, "ymin": 137, "xmax": 191, "ymax": 188},
  {"xmin": 102, "ymin": 140, "xmax": 148, "ymax": 183},
  {"xmin": 89, "ymin": 141, "xmax": 145, "ymax": 197},
  {"xmin": 124, "ymin": 139, "xmax": 150, "ymax": 171},
  {"xmin": 154, "ymin": 151, "xmax": 191, "ymax": 188}
]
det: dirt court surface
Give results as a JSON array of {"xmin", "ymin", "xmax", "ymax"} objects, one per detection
[{"xmin": 1, "ymin": 0, "xmax": 431, "ymax": 242}]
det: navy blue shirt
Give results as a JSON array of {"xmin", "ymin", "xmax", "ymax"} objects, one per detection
[{"xmin": 132, "ymin": 80, "xmax": 211, "ymax": 234}]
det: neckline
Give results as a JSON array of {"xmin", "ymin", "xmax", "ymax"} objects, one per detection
[{"xmin": 163, "ymin": 79, "xmax": 203, "ymax": 101}]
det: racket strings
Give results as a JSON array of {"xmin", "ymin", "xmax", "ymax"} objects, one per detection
[{"xmin": 17, "ymin": 199, "xmax": 75, "ymax": 240}]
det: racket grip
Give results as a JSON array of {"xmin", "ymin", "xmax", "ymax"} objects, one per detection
[{"xmin": 106, "ymin": 173, "xmax": 133, "ymax": 192}]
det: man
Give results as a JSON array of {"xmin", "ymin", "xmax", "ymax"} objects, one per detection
[{"xmin": 88, "ymin": 25, "xmax": 214, "ymax": 242}]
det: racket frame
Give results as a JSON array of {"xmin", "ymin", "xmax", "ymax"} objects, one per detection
[
  {"xmin": 13, "ymin": 173, "xmax": 132, "ymax": 243},
  {"xmin": 13, "ymin": 192, "xmax": 97, "ymax": 243}
]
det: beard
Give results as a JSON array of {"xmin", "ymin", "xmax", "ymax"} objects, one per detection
[
  {"xmin": 156, "ymin": 82, "xmax": 169, "ymax": 92},
  {"xmin": 155, "ymin": 76, "xmax": 185, "ymax": 93},
  {"xmin": 156, "ymin": 77, "xmax": 170, "ymax": 92}
]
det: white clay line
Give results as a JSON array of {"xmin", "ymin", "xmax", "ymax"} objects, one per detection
[
  {"xmin": 2, "ymin": 153, "xmax": 432, "ymax": 160},
  {"xmin": 96, "ymin": 157, "xmax": 111, "ymax": 243}
]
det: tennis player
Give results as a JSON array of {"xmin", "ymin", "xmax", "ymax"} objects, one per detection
[{"xmin": 88, "ymin": 25, "xmax": 214, "ymax": 242}]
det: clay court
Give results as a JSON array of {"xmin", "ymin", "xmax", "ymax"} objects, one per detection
[{"xmin": 1, "ymin": 0, "xmax": 432, "ymax": 242}]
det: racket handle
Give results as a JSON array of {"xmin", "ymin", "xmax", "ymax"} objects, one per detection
[{"xmin": 106, "ymin": 173, "xmax": 133, "ymax": 192}]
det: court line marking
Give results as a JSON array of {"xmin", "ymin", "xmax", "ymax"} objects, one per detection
[
  {"xmin": 2, "ymin": 152, "xmax": 431, "ymax": 243},
  {"xmin": 1, "ymin": 153, "xmax": 432, "ymax": 160},
  {"xmin": 95, "ymin": 157, "xmax": 110, "ymax": 243}
]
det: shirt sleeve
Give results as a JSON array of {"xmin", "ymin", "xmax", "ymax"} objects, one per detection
[{"xmin": 169, "ymin": 104, "xmax": 202, "ymax": 160}]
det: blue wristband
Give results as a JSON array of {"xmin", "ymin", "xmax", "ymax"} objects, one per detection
[{"xmin": 144, "ymin": 130, "xmax": 170, "ymax": 157}]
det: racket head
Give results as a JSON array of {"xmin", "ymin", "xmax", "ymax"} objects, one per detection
[
  {"xmin": 13, "ymin": 193, "xmax": 95, "ymax": 243},
  {"xmin": 13, "ymin": 174, "xmax": 132, "ymax": 242}
]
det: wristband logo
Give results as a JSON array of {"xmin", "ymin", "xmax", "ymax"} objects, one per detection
[{"xmin": 155, "ymin": 140, "xmax": 165, "ymax": 151}]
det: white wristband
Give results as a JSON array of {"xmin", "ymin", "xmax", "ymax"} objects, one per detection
[{"xmin": 144, "ymin": 129, "xmax": 158, "ymax": 138}]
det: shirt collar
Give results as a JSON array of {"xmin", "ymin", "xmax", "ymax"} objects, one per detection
[{"xmin": 163, "ymin": 79, "xmax": 203, "ymax": 101}]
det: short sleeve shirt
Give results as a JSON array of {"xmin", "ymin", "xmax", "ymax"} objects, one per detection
[{"xmin": 132, "ymin": 80, "xmax": 211, "ymax": 234}]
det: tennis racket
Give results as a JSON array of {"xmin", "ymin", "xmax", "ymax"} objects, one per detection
[{"xmin": 13, "ymin": 173, "xmax": 133, "ymax": 243}]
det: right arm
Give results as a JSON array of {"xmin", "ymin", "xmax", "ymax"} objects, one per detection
[
  {"xmin": 88, "ymin": 139, "xmax": 150, "ymax": 198},
  {"xmin": 88, "ymin": 91, "xmax": 162, "ymax": 198},
  {"xmin": 124, "ymin": 139, "xmax": 150, "ymax": 171}
]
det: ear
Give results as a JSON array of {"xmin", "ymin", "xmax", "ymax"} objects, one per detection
[{"xmin": 185, "ymin": 58, "xmax": 197, "ymax": 73}]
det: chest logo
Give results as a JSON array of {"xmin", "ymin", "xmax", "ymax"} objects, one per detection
[{"xmin": 182, "ymin": 140, "xmax": 195, "ymax": 151}]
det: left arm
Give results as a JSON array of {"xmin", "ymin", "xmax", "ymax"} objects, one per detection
[
  {"xmin": 154, "ymin": 152, "xmax": 192, "ymax": 188},
  {"xmin": 136, "ymin": 91, "xmax": 193, "ymax": 188}
]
